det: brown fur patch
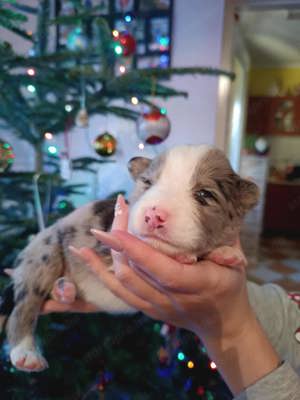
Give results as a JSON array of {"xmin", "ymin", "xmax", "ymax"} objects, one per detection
[
  {"xmin": 190, "ymin": 148, "xmax": 259, "ymax": 253},
  {"xmin": 129, "ymin": 153, "xmax": 166, "ymax": 204},
  {"xmin": 92, "ymin": 199, "xmax": 115, "ymax": 231},
  {"xmin": 127, "ymin": 157, "xmax": 151, "ymax": 180}
]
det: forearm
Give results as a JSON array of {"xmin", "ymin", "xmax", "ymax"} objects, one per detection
[{"xmin": 198, "ymin": 310, "xmax": 280, "ymax": 396}]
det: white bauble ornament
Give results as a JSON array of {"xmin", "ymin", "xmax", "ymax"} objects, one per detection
[{"xmin": 137, "ymin": 110, "xmax": 170, "ymax": 145}]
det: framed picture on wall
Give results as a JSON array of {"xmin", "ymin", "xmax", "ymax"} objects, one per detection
[{"xmin": 55, "ymin": 0, "xmax": 173, "ymax": 70}]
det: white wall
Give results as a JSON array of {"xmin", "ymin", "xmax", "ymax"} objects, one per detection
[{"xmin": 1, "ymin": 0, "xmax": 230, "ymax": 203}]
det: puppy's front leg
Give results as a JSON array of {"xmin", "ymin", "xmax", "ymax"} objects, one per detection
[{"xmin": 206, "ymin": 245, "xmax": 247, "ymax": 268}]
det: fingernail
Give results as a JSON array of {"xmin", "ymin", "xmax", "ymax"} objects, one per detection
[
  {"xmin": 69, "ymin": 245, "xmax": 93, "ymax": 262},
  {"xmin": 68, "ymin": 245, "xmax": 83, "ymax": 256},
  {"xmin": 90, "ymin": 229, "xmax": 123, "ymax": 252},
  {"xmin": 115, "ymin": 195, "xmax": 123, "ymax": 216}
]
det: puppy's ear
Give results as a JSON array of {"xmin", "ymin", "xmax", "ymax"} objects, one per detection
[
  {"xmin": 237, "ymin": 177, "xmax": 259, "ymax": 214},
  {"xmin": 127, "ymin": 157, "xmax": 151, "ymax": 180}
]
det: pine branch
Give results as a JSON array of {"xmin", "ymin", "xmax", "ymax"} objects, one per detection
[
  {"xmin": 35, "ymin": 0, "xmax": 50, "ymax": 56},
  {"xmin": 0, "ymin": 0, "xmax": 34, "ymax": 40},
  {"xmin": 49, "ymin": 5, "xmax": 104, "ymax": 25},
  {"xmin": 126, "ymin": 66, "xmax": 235, "ymax": 81},
  {"xmin": 9, "ymin": 2, "xmax": 38, "ymax": 14}
]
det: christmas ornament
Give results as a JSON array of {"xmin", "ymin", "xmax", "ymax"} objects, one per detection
[
  {"xmin": 75, "ymin": 108, "xmax": 89, "ymax": 127},
  {"xmin": 295, "ymin": 327, "xmax": 300, "ymax": 343},
  {"xmin": 117, "ymin": 32, "xmax": 136, "ymax": 56},
  {"xmin": 254, "ymin": 137, "xmax": 270, "ymax": 155},
  {"xmin": 94, "ymin": 132, "xmax": 117, "ymax": 157},
  {"xmin": 0, "ymin": 139, "xmax": 15, "ymax": 172},
  {"xmin": 137, "ymin": 109, "xmax": 171, "ymax": 144},
  {"xmin": 66, "ymin": 27, "xmax": 88, "ymax": 51}
]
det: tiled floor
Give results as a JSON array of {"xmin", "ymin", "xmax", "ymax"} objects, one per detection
[{"xmin": 247, "ymin": 236, "xmax": 300, "ymax": 292}]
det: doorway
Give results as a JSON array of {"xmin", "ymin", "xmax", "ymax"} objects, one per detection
[{"xmin": 231, "ymin": 0, "xmax": 300, "ymax": 290}]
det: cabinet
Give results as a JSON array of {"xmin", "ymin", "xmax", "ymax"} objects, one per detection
[
  {"xmin": 247, "ymin": 96, "xmax": 300, "ymax": 136},
  {"xmin": 263, "ymin": 182, "xmax": 300, "ymax": 235}
]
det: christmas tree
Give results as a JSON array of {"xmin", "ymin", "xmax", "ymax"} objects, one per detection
[{"xmin": 0, "ymin": 1, "xmax": 233, "ymax": 399}]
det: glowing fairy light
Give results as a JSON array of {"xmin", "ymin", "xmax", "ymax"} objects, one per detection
[
  {"xmin": 210, "ymin": 361, "xmax": 217, "ymax": 370},
  {"xmin": 65, "ymin": 104, "xmax": 73, "ymax": 112},
  {"xmin": 114, "ymin": 44, "xmax": 123, "ymax": 55},
  {"xmin": 124, "ymin": 14, "xmax": 132, "ymax": 23},
  {"xmin": 27, "ymin": 68, "xmax": 35, "ymax": 76},
  {"xmin": 131, "ymin": 96, "xmax": 139, "ymax": 105},
  {"xmin": 177, "ymin": 352, "xmax": 185, "ymax": 361},
  {"xmin": 44, "ymin": 132, "xmax": 53, "ymax": 140},
  {"xmin": 27, "ymin": 84, "xmax": 36, "ymax": 93},
  {"xmin": 47, "ymin": 145, "xmax": 58, "ymax": 155}
]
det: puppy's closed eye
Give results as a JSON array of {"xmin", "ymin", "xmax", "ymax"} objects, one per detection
[
  {"xmin": 140, "ymin": 176, "xmax": 152, "ymax": 188},
  {"xmin": 194, "ymin": 189, "xmax": 215, "ymax": 206}
]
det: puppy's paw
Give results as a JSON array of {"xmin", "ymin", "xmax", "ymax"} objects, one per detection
[
  {"xmin": 10, "ymin": 343, "xmax": 48, "ymax": 372},
  {"xmin": 206, "ymin": 246, "xmax": 247, "ymax": 268},
  {"xmin": 52, "ymin": 277, "xmax": 76, "ymax": 304}
]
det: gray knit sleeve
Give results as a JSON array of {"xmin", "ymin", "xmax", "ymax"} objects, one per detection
[
  {"xmin": 234, "ymin": 361, "xmax": 300, "ymax": 400},
  {"xmin": 233, "ymin": 281, "xmax": 300, "ymax": 400}
]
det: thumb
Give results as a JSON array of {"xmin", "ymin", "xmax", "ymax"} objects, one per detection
[{"xmin": 111, "ymin": 194, "xmax": 129, "ymax": 231}]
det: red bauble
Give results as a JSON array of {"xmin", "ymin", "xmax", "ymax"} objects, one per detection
[
  {"xmin": 137, "ymin": 109, "xmax": 171, "ymax": 145},
  {"xmin": 118, "ymin": 32, "xmax": 136, "ymax": 56}
]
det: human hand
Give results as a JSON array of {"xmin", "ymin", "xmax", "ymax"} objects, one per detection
[{"xmin": 69, "ymin": 195, "xmax": 254, "ymax": 346}]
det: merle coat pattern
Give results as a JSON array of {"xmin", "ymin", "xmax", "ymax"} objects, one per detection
[{"xmin": 0, "ymin": 145, "xmax": 259, "ymax": 372}]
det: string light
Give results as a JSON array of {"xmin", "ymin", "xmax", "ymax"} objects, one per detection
[
  {"xmin": 44, "ymin": 132, "xmax": 53, "ymax": 140},
  {"xmin": 124, "ymin": 14, "xmax": 132, "ymax": 23},
  {"xmin": 47, "ymin": 145, "xmax": 58, "ymax": 155},
  {"xmin": 119, "ymin": 65, "xmax": 126, "ymax": 74},
  {"xmin": 138, "ymin": 142, "xmax": 144, "ymax": 150},
  {"xmin": 58, "ymin": 200, "xmax": 67, "ymax": 209},
  {"xmin": 187, "ymin": 361, "xmax": 194, "ymax": 369},
  {"xmin": 27, "ymin": 68, "xmax": 35, "ymax": 76},
  {"xmin": 65, "ymin": 104, "xmax": 73, "ymax": 112},
  {"xmin": 114, "ymin": 44, "xmax": 123, "ymax": 55},
  {"xmin": 27, "ymin": 84, "xmax": 36, "ymax": 93},
  {"xmin": 131, "ymin": 96, "xmax": 139, "ymax": 105},
  {"xmin": 160, "ymin": 107, "xmax": 167, "ymax": 115},
  {"xmin": 159, "ymin": 36, "xmax": 169, "ymax": 48},
  {"xmin": 210, "ymin": 361, "xmax": 217, "ymax": 370},
  {"xmin": 177, "ymin": 352, "xmax": 185, "ymax": 361},
  {"xmin": 112, "ymin": 30, "xmax": 119, "ymax": 38}
]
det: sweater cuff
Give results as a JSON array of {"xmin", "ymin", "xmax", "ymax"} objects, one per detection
[{"xmin": 234, "ymin": 361, "xmax": 300, "ymax": 400}]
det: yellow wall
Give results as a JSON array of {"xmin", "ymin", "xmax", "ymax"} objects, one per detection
[{"xmin": 248, "ymin": 67, "xmax": 300, "ymax": 96}]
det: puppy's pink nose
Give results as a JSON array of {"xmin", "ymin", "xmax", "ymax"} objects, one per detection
[{"xmin": 144, "ymin": 207, "xmax": 168, "ymax": 230}]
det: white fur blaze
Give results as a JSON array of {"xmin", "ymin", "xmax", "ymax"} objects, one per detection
[
  {"xmin": 10, "ymin": 337, "xmax": 48, "ymax": 372},
  {"xmin": 128, "ymin": 145, "xmax": 210, "ymax": 253}
]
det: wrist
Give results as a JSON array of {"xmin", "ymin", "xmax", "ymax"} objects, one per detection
[
  {"xmin": 198, "ymin": 310, "xmax": 280, "ymax": 395},
  {"xmin": 193, "ymin": 291, "xmax": 256, "ymax": 347}
]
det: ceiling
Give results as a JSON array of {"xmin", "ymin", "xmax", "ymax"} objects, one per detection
[{"xmin": 239, "ymin": 3, "xmax": 300, "ymax": 67}]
